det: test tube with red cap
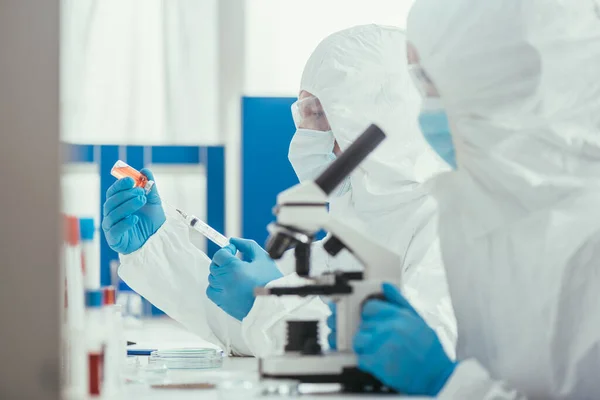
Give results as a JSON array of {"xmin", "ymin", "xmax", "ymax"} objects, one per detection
[
  {"xmin": 103, "ymin": 287, "xmax": 115, "ymax": 306},
  {"xmin": 63, "ymin": 215, "xmax": 87, "ymax": 397},
  {"xmin": 64, "ymin": 215, "xmax": 85, "ymax": 323},
  {"xmin": 110, "ymin": 160, "xmax": 154, "ymax": 194}
]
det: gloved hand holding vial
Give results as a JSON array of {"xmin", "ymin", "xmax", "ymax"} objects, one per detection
[
  {"xmin": 111, "ymin": 160, "xmax": 155, "ymax": 194},
  {"xmin": 104, "ymin": 160, "xmax": 228, "ymax": 252}
]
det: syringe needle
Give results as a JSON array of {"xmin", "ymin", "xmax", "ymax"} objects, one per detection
[
  {"xmin": 175, "ymin": 208, "xmax": 188, "ymax": 219},
  {"xmin": 175, "ymin": 208, "xmax": 229, "ymax": 248}
]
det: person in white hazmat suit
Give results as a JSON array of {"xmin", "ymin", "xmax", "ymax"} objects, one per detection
[
  {"xmin": 344, "ymin": 1, "xmax": 600, "ymax": 399},
  {"xmin": 102, "ymin": 24, "xmax": 456, "ymax": 358}
]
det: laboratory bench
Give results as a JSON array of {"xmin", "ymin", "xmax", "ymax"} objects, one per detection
[{"xmin": 120, "ymin": 318, "xmax": 428, "ymax": 400}]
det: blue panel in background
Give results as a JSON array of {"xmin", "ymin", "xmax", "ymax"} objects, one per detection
[
  {"xmin": 64, "ymin": 144, "xmax": 95, "ymax": 163},
  {"xmin": 206, "ymin": 146, "xmax": 225, "ymax": 258},
  {"xmin": 99, "ymin": 146, "xmax": 121, "ymax": 287},
  {"xmin": 152, "ymin": 146, "xmax": 202, "ymax": 164},
  {"xmin": 241, "ymin": 97, "xmax": 299, "ymax": 248},
  {"xmin": 126, "ymin": 146, "xmax": 145, "ymax": 171}
]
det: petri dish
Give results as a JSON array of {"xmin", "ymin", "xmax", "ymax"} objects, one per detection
[
  {"xmin": 218, "ymin": 378, "xmax": 300, "ymax": 399},
  {"xmin": 122, "ymin": 357, "xmax": 169, "ymax": 385},
  {"xmin": 218, "ymin": 377, "xmax": 260, "ymax": 400},
  {"xmin": 148, "ymin": 348, "xmax": 223, "ymax": 370},
  {"xmin": 260, "ymin": 379, "xmax": 300, "ymax": 396}
]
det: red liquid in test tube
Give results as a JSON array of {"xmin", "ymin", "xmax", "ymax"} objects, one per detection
[
  {"xmin": 110, "ymin": 160, "xmax": 154, "ymax": 193},
  {"xmin": 88, "ymin": 352, "xmax": 104, "ymax": 396}
]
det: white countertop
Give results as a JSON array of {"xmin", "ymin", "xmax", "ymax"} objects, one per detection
[{"xmin": 119, "ymin": 317, "xmax": 427, "ymax": 400}]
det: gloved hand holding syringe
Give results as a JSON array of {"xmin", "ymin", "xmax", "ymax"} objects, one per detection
[{"xmin": 110, "ymin": 160, "xmax": 230, "ymax": 248}]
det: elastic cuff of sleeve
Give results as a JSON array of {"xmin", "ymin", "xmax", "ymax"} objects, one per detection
[
  {"xmin": 436, "ymin": 359, "xmax": 492, "ymax": 399},
  {"xmin": 119, "ymin": 210, "xmax": 186, "ymax": 266}
]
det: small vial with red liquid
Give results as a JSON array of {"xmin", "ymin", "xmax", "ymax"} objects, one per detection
[
  {"xmin": 110, "ymin": 160, "xmax": 154, "ymax": 194},
  {"xmin": 85, "ymin": 290, "xmax": 105, "ymax": 397}
]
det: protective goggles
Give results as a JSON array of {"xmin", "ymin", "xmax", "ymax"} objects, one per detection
[
  {"xmin": 291, "ymin": 95, "xmax": 331, "ymax": 131},
  {"xmin": 408, "ymin": 63, "xmax": 440, "ymax": 98}
]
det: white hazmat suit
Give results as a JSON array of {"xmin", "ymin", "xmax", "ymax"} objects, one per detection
[
  {"xmin": 408, "ymin": 1, "xmax": 600, "ymax": 399},
  {"xmin": 119, "ymin": 24, "xmax": 457, "ymax": 358}
]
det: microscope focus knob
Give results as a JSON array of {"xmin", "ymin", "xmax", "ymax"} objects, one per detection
[
  {"xmin": 323, "ymin": 235, "xmax": 345, "ymax": 256},
  {"xmin": 284, "ymin": 320, "xmax": 322, "ymax": 355}
]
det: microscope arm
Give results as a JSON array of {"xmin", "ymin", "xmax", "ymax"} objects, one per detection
[
  {"xmin": 321, "ymin": 217, "xmax": 402, "ymax": 283},
  {"xmin": 274, "ymin": 181, "xmax": 402, "ymax": 284}
]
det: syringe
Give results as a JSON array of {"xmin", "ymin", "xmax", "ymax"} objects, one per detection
[{"xmin": 175, "ymin": 209, "xmax": 230, "ymax": 248}]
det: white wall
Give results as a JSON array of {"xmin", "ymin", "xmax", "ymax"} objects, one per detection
[
  {"xmin": 244, "ymin": 0, "xmax": 415, "ymax": 96},
  {"xmin": 218, "ymin": 0, "xmax": 246, "ymax": 238},
  {"xmin": 61, "ymin": 0, "xmax": 219, "ymax": 145},
  {"xmin": 61, "ymin": 163, "xmax": 101, "ymax": 223}
]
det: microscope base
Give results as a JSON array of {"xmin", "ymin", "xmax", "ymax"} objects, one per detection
[{"xmin": 259, "ymin": 353, "xmax": 395, "ymax": 394}]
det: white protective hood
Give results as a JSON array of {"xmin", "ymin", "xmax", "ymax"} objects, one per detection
[
  {"xmin": 299, "ymin": 24, "xmax": 450, "ymax": 276},
  {"xmin": 408, "ymin": 1, "xmax": 600, "ymax": 398}
]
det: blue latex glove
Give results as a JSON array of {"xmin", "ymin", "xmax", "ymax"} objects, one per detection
[
  {"xmin": 327, "ymin": 302, "xmax": 337, "ymax": 349},
  {"xmin": 206, "ymin": 238, "xmax": 283, "ymax": 321},
  {"xmin": 354, "ymin": 283, "xmax": 456, "ymax": 396},
  {"xmin": 102, "ymin": 169, "xmax": 166, "ymax": 255}
]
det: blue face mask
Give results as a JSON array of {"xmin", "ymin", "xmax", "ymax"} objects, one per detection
[{"xmin": 418, "ymin": 109, "xmax": 457, "ymax": 169}]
